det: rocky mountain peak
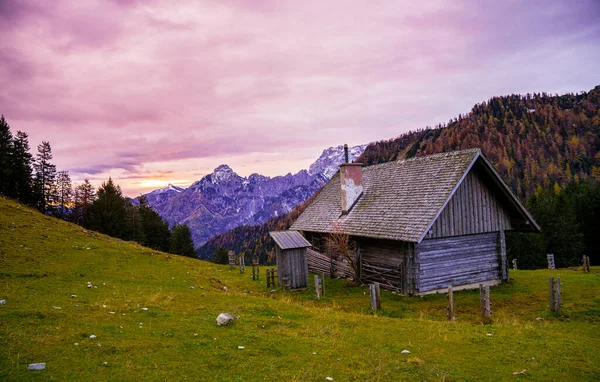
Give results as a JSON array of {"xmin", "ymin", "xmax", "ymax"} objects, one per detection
[
  {"xmin": 214, "ymin": 164, "xmax": 234, "ymax": 174},
  {"xmin": 308, "ymin": 143, "xmax": 367, "ymax": 179},
  {"xmin": 142, "ymin": 142, "xmax": 368, "ymax": 247}
]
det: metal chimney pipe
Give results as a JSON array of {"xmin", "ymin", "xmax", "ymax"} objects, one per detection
[{"xmin": 344, "ymin": 144, "xmax": 349, "ymax": 163}]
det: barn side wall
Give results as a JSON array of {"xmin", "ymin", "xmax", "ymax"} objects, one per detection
[
  {"xmin": 430, "ymin": 169, "xmax": 512, "ymax": 239},
  {"xmin": 416, "ymin": 232, "xmax": 500, "ymax": 293}
]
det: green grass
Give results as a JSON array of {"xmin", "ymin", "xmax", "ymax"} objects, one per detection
[{"xmin": 1, "ymin": 197, "xmax": 599, "ymax": 381}]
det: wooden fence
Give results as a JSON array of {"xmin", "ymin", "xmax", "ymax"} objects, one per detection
[{"xmin": 306, "ymin": 248, "xmax": 354, "ymax": 279}]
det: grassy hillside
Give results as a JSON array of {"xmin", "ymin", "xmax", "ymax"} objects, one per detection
[{"xmin": 1, "ymin": 197, "xmax": 600, "ymax": 381}]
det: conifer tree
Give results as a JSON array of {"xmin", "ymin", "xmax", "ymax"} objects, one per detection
[
  {"xmin": 72, "ymin": 180, "xmax": 95, "ymax": 225},
  {"xmin": 56, "ymin": 171, "xmax": 72, "ymax": 218},
  {"xmin": 0, "ymin": 115, "xmax": 14, "ymax": 196},
  {"xmin": 33, "ymin": 141, "xmax": 57, "ymax": 213},
  {"xmin": 125, "ymin": 201, "xmax": 143, "ymax": 244},
  {"xmin": 138, "ymin": 195, "xmax": 171, "ymax": 252},
  {"xmin": 86, "ymin": 178, "xmax": 127, "ymax": 238},
  {"xmin": 170, "ymin": 224, "xmax": 196, "ymax": 258},
  {"xmin": 211, "ymin": 247, "xmax": 229, "ymax": 264},
  {"xmin": 11, "ymin": 131, "xmax": 34, "ymax": 203}
]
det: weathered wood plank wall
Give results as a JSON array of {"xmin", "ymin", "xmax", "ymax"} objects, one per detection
[
  {"xmin": 430, "ymin": 169, "xmax": 511, "ymax": 238},
  {"xmin": 417, "ymin": 232, "xmax": 500, "ymax": 292},
  {"xmin": 359, "ymin": 238, "xmax": 407, "ymax": 291},
  {"xmin": 278, "ymin": 247, "xmax": 308, "ymax": 289}
]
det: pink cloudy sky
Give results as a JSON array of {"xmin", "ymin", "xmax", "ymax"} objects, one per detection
[{"xmin": 1, "ymin": 0, "xmax": 599, "ymax": 196}]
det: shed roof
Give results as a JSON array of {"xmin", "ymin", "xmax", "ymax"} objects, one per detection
[
  {"xmin": 290, "ymin": 148, "xmax": 539, "ymax": 243},
  {"xmin": 269, "ymin": 230, "xmax": 312, "ymax": 250}
]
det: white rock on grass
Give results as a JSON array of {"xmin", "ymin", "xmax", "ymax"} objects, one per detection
[
  {"xmin": 237, "ymin": 346, "xmax": 244, "ymax": 349},
  {"xmin": 326, "ymin": 377, "xmax": 334, "ymax": 381},
  {"xmin": 70, "ymin": 295, "xmax": 77, "ymax": 298},
  {"xmin": 52, "ymin": 306, "xmax": 61, "ymax": 310},
  {"xmin": 141, "ymin": 308, "xmax": 148, "ymax": 311},
  {"xmin": 216, "ymin": 313, "xmax": 234, "ymax": 326},
  {"xmin": 401, "ymin": 349, "xmax": 410, "ymax": 354},
  {"xmin": 89, "ymin": 334, "xmax": 97, "ymax": 339},
  {"xmin": 28, "ymin": 363, "xmax": 46, "ymax": 371},
  {"xmin": 0, "ymin": 300, "xmax": 6, "ymax": 305}
]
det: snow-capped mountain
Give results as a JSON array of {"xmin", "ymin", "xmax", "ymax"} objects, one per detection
[
  {"xmin": 142, "ymin": 144, "xmax": 366, "ymax": 247},
  {"xmin": 148, "ymin": 183, "xmax": 185, "ymax": 195},
  {"xmin": 309, "ymin": 144, "xmax": 367, "ymax": 178},
  {"xmin": 140, "ymin": 183, "xmax": 184, "ymax": 206}
]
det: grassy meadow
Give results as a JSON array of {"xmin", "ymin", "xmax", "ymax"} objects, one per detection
[{"xmin": 1, "ymin": 197, "xmax": 599, "ymax": 381}]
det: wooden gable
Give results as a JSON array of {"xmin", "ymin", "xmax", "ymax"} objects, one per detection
[{"xmin": 428, "ymin": 164, "xmax": 512, "ymax": 239}]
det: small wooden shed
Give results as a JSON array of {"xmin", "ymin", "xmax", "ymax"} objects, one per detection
[{"xmin": 269, "ymin": 231, "xmax": 311, "ymax": 289}]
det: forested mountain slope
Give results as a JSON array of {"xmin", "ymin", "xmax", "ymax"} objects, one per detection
[{"xmin": 361, "ymin": 86, "xmax": 600, "ymax": 199}]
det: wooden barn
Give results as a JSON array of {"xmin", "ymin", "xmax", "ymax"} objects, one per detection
[
  {"xmin": 269, "ymin": 231, "xmax": 311, "ymax": 289},
  {"xmin": 291, "ymin": 148, "xmax": 540, "ymax": 295}
]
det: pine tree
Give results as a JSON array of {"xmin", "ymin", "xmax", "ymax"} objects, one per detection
[
  {"xmin": 86, "ymin": 178, "xmax": 127, "ymax": 238},
  {"xmin": 211, "ymin": 247, "xmax": 229, "ymax": 264},
  {"xmin": 0, "ymin": 115, "xmax": 14, "ymax": 196},
  {"xmin": 10, "ymin": 131, "xmax": 34, "ymax": 204},
  {"xmin": 125, "ymin": 201, "xmax": 143, "ymax": 244},
  {"xmin": 56, "ymin": 171, "xmax": 72, "ymax": 219},
  {"xmin": 138, "ymin": 195, "xmax": 171, "ymax": 252},
  {"xmin": 72, "ymin": 180, "xmax": 95, "ymax": 225},
  {"xmin": 33, "ymin": 141, "xmax": 57, "ymax": 213},
  {"xmin": 170, "ymin": 224, "xmax": 196, "ymax": 258}
]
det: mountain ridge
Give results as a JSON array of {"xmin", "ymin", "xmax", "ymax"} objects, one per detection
[{"xmin": 141, "ymin": 144, "xmax": 366, "ymax": 246}]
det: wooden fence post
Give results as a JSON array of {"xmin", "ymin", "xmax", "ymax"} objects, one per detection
[
  {"xmin": 547, "ymin": 254, "xmax": 555, "ymax": 269},
  {"xmin": 314, "ymin": 275, "xmax": 321, "ymax": 300},
  {"xmin": 486, "ymin": 287, "xmax": 491, "ymax": 318},
  {"xmin": 512, "ymin": 259, "xmax": 518, "ymax": 270},
  {"xmin": 479, "ymin": 284, "xmax": 485, "ymax": 317},
  {"xmin": 484, "ymin": 286, "xmax": 492, "ymax": 321},
  {"xmin": 266, "ymin": 269, "xmax": 277, "ymax": 288},
  {"xmin": 555, "ymin": 277, "xmax": 561, "ymax": 313},
  {"xmin": 447, "ymin": 286, "xmax": 455, "ymax": 321},
  {"xmin": 549, "ymin": 276, "xmax": 555, "ymax": 312},
  {"xmin": 369, "ymin": 283, "xmax": 381, "ymax": 310},
  {"xmin": 239, "ymin": 255, "xmax": 245, "ymax": 274},
  {"xmin": 252, "ymin": 260, "xmax": 259, "ymax": 280},
  {"xmin": 228, "ymin": 251, "xmax": 236, "ymax": 269},
  {"xmin": 583, "ymin": 256, "xmax": 590, "ymax": 273}
]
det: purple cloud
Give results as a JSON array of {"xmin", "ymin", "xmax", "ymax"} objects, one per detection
[{"xmin": 1, "ymin": 0, "xmax": 598, "ymax": 196}]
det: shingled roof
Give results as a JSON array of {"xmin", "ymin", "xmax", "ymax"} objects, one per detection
[
  {"xmin": 269, "ymin": 231, "xmax": 312, "ymax": 250},
  {"xmin": 291, "ymin": 148, "xmax": 539, "ymax": 243}
]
